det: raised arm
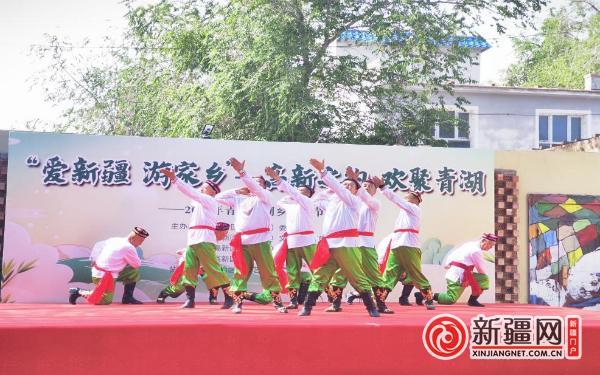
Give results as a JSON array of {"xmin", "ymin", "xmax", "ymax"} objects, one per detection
[
  {"xmin": 278, "ymin": 179, "xmax": 312, "ymax": 211},
  {"xmin": 321, "ymin": 171, "xmax": 357, "ymax": 207},
  {"xmin": 215, "ymin": 188, "xmax": 238, "ymax": 207},
  {"xmin": 240, "ymin": 173, "xmax": 271, "ymax": 204},
  {"xmin": 174, "ymin": 180, "xmax": 214, "ymax": 208},
  {"xmin": 357, "ymin": 186, "xmax": 380, "ymax": 211},
  {"xmin": 312, "ymin": 189, "xmax": 331, "ymax": 211},
  {"xmin": 380, "ymin": 187, "xmax": 419, "ymax": 216}
]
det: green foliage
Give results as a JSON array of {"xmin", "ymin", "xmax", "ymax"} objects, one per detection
[
  {"xmin": 1, "ymin": 259, "xmax": 37, "ymax": 303},
  {"xmin": 33, "ymin": 0, "xmax": 545, "ymax": 144},
  {"xmin": 506, "ymin": 5, "xmax": 600, "ymax": 89}
]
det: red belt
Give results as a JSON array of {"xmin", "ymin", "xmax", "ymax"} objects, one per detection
[
  {"xmin": 169, "ymin": 225, "xmax": 216, "ymax": 284},
  {"xmin": 310, "ymin": 229, "xmax": 359, "ymax": 270},
  {"xmin": 273, "ymin": 231, "xmax": 315, "ymax": 291},
  {"xmin": 449, "ymin": 261, "xmax": 482, "ymax": 296},
  {"xmin": 379, "ymin": 228, "xmax": 419, "ymax": 273},
  {"xmin": 87, "ymin": 263, "xmax": 115, "ymax": 305},
  {"xmin": 230, "ymin": 227, "xmax": 270, "ymax": 276},
  {"xmin": 359, "ymin": 231, "xmax": 374, "ymax": 237}
]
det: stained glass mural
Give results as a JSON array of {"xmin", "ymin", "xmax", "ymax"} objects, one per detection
[{"xmin": 528, "ymin": 194, "xmax": 600, "ymax": 309}]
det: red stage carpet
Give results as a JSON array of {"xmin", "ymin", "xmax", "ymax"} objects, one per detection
[{"xmin": 1, "ymin": 302, "xmax": 599, "ymax": 375}]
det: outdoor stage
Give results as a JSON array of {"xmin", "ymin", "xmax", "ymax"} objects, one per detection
[{"xmin": 0, "ymin": 302, "xmax": 599, "ymax": 375}]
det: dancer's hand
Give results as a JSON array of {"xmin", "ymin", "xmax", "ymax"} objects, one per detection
[
  {"xmin": 264, "ymin": 166, "xmax": 281, "ymax": 183},
  {"xmin": 160, "ymin": 168, "xmax": 176, "ymax": 182},
  {"xmin": 370, "ymin": 176, "xmax": 384, "ymax": 188},
  {"xmin": 345, "ymin": 166, "xmax": 359, "ymax": 181},
  {"xmin": 229, "ymin": 157, "xmax": 245, "ymax": 173},
  {"xmin": 309, "ymin": 159, "xmax": 325, "ymax": 173}
]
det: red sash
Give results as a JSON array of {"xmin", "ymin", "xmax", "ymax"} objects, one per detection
[
  {"xmin": 229, "ymin": 227, "xmax": 270, "ymax": 276},
  {"xmin": 358, "ymin": 231, "xmax": 374, "ymax": 237},
  {"xmin": 273, "ymin": 231, "xmax": 315, "ymax": 290},
  {"xmin": 87, "ymin": 263, "xmax": 115, "ymax": 305},
  {"xmin": 169, "ymin": 225, "xmax": 216, "ymax": 284},
  {"xmin": 379, "ymin": 228, "xmax": 419, "ymax": 273},
  {"xmin": 310, "ymin": 229, "xmax": 359, "ymax": 270},
  {"xmin": 449, "ymin": 261, "xmax": 482, "ymax": 296}
]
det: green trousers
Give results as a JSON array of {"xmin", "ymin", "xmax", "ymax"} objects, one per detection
[
  {"xmin": 382, "ymin": 249, "xmax": 412, "ymax": 290},
  {"xmin": 231, "ymin": 241, "xmax": 281, "ymax": 293},
  {"xmin": 179, "ymin": 242, "xmax": 229, "ymax": 289},
  {"xmin": 91, "ymin": 266, "xmax": 140, "ymax": 305},
  {"xmin": 330, "ymin": 247, "xmax": 387, "ymax": 289},
  {"xmin": 308, "ymin": 247, "xmax": 372, "ymax": 293},
  {"xmin": 437, "ymin": 273, "xmax": 489, "ymax": 304},
  {"xmin": 391, "ymin": 246, "xmax": 431, "ymax": 291},
  {"xmin": 286, "ymin": 245, "xmax": 316, "ymax": 289}
]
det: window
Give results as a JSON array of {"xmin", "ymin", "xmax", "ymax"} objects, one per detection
[
  {"xmin": 434, "ymin": 111, "xmax": 470, "ymax": 148},
  {"xmin": 538, "ymin": 114, "xmax": 583, "ymax": 149}
]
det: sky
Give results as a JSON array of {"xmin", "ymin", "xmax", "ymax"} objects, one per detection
[{"xmin": 0, "ymin": 0, "xmax": 569, "ymax": 131}]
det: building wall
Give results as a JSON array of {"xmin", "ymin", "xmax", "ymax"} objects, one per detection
[{"xmin": 495, "ymin": 150, "xmax": 600, "ymax": 303}]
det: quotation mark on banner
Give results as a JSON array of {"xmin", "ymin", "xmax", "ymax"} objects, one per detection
[{"xmin": 423, "ymin": 314, "xmax": 469, "ymax": 360}]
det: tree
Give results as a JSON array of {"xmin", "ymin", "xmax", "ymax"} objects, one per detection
[
  {"xmin": 506, "ymin": 2, "xmax": 600, "ymax": 89},
  {"xmin": 33, "ymin": 0, "xmax": 545, "ymax": 145}
]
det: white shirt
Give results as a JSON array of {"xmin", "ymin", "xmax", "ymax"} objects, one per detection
[
  {"xmin": 276, "ymin": 179, "xmax": 316, "ymax": 248},
  {"xmin": 380, "ymin": 187, "xmax": 421, "ymax": 249},
  {"xmin": 90, "ymin": 237, "xmax": 141, "ymax": 278},
  {"xmin": 175, "ymin": 179, "xmax": 218, "ymax": 245},
  {"xmin": 216, "ymin": 173, "xmax": 272, "ymax": 245},
  {"xmin": 356, "ymin": 188, "xmax": 380, "ymax": 248},
  {"xmin": 444, "ymin": 240, "xmax": 487, "ymax": 283},
  {"xmin": 313, "ymin": 171, "xmax": 360, "ymax": 248}
]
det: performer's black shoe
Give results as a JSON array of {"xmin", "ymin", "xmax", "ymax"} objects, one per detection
[
  {"xmin": 122, "ymin": 283, "xmax": 143, "ymax": 304},
  {"xmin": 414, "ymin": 292, "xmax": 424, "ymax": 306},
  {"xmin": 156, "ymin": 289, "xmax": 169, "ymax": 304},
  {"xmin": 180, "ymin": 286, "xmax": 195, "ymax": 309},
  {"xmin": 232, "ymin": 292, "xmax": 243, "ymax": 314},
  {"xmin": 242, "ymin": 292, "xmax": 257, "ymax": 302},
  {"xmin": 433, "ymin": 293, "xmax": 439, "ymax": 302},
  {"xmin": 298, "ymin": 291, "xmax": 320, "ymax": 316},
  {"xmin": 69, "ymin": 288, "xmax": 81, "ymax": 305},
  {"xmin": 325, "ymin": 286, "xmax": 343, "ymax": 312},
  {"xmin": 221, "ymin": 285, "xmax": 234, "ymax": 309},
  {"xmin": 468, "ymin": 295, "xmax": 485, "ymax": 307},
  {"xmin": 346, "ymin": 291, "xmax": 361, "ymax": 305},
  {"xmin": 359, "ymin": 291, "xmax": 380, "ymax": 317},
  {"xmin": 287, "ymin": 288, "xmax": 299, "ymax": 309},
  {"xmin": 271, "ymin": 292, "xmax": 288, "ymax": 313},
  {"xmin": 399, "ymin": 284, "xmax": 414, "ymax": 306},
  {"xmin": 208, "ymin": 287, "xmax": 219, "ymax": 305},
  {"xmin": 297, "ymin": 281, "xmax": 310, "ymax": 305},
  {"xmin": 425, "ymin": 299, "xmax": 436, "ymax": 310},
  {"xmin": 374, "ymin": 287, "xmax": 394, "ymax": 314}
]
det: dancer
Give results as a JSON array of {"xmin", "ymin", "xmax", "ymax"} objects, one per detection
[
  {"xmin": 265, "ymin": 166, "xmax": 317, "ymax": 309},
  {"xmin": 69, "ymin": 227, "xmax": 149, "ymax": 305},
  {"xmin": 155, "ymin": 169, "xmax": 233, "ymax": 309},
  {"xmin": 338, "ymin": 170, "xmax": 394, "ymax": 314},
  {"xmin": 371, "ymin": 175, "xmax": 435, "ymax": 310},
  {"xmin": 299, "ymin": 159, "xmax": 380, "ymax": 317},
  {"xmin": 157, "ymin": 221, "xmax": 233, "ymax": 308},
  {"xmin": 216, "ymin": 157, "xmax": 287, "ymax": 314},
  {"xmin": 434, "ymin": 233, "xmax": 496, "ymax": 307}
]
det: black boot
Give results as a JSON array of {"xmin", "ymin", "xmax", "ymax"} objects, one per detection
[
  {"xmin": 298, "ymin": 291, "xmax": 320, "ymax": 316},
  {"xmin": 325, "ymin": 285, "xmax": 335, "ymax": 303},
  {"xmin": 297, "ymin": 281, "xmax": 309, "ymax": 305},
  {"xmin": 325, "ymin": 286, "xmax": 343, "ymax": 312},
  {"xmin": 433, "ymin": 293, "xmax": 439, "ymax": 301},
  {"xmin": 346, "ymin": 291, "xmax": 361, "ymax": 305},
  {"xmin": 271, "ymin": 292, "xmax": 288, "ymax": 313},
  {"xmin": 208, "ymin": 287, "xmax": 219, "ymax": 305},
  {"xmin": 419, "ymin": 289, "xmax": 436, "ymax": 310},
  {"xmin": 156, "ymin": 289, "xmax": 169, "ymax": 304},
  {"xmin": 374, "ymin": 287, "xmax": 394, "ymax": 314},
  {"xmin": 69, "ymin": 288, "xmax": 82, "ymax": 305},
  {"xmin": 180, "ymin": 286, "xmax": 195, "ymax": 308},
  {"xmin": 287, "ymin": 288, "xmax": 299, "ymax": 309},
  {"xmin": 359, "ymin": 291, "xmax": 380, "ymax": 317},
  {"xmin": 414, "ymin": 291, "xmax": 424, "ymax": 306},
  {"xmin": 221, "ymin": 285, "xmax": 234, "ymax": 309},
  {"xmin": 122, "ymin": 283, "xmax": 143, "ymax": 304},
  {"xmin": 468, "ymin": 295, "xmax": 485, "ymax": 307},
  {"xmin": 232, "ymin": 292, "xmax": 243, "ymax": 314},
  {"xmin": 399, "ymin": 284, "xmax": 414, "ymax": 306}
]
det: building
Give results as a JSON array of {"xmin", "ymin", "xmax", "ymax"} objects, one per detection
[{"xmin": 335, "ymin": 29, "xmax": 600, "ymax": 150}]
